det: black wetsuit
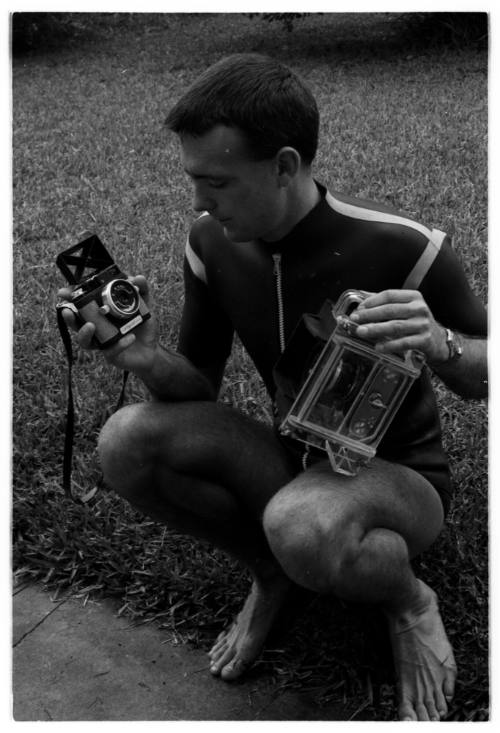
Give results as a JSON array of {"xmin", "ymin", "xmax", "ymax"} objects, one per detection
[{"xmin": 178, "ymin": 184, "xmax": 487, "ymax": 514}]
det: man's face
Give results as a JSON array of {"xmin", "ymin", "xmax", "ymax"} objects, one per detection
[{"xmin": 179, "ymin": 125, "xmax": 286, "ymax": 242}]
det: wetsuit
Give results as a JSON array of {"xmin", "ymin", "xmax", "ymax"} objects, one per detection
[{"xmin": 178, "ymin": 184, "xmax": 487, "ymax": 514}]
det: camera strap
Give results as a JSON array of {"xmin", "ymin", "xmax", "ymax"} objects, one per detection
[{"xmin": 56, "ymin": 306, "xmax": 129, "ymax": 502}]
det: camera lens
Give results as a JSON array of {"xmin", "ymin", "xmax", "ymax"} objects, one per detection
[
  {"xmin": 110, "ymin": 281, "xmax": 138, "ymax": 312},
  {"xmin": 102, "ymin": 279, "xmax": 140, "ymax": 319},
  {"xmin": 324, "ymin": 356, "xmax": 363, "ymax": 404}
]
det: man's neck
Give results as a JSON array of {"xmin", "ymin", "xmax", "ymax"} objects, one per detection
[{"xmin": 261, "ymin": 176, "xmax": 321, "ymax": 243}]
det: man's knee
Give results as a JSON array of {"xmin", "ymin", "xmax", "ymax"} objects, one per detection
[
  {"xmin": 98, "ymin": 400, "xmax": 224, "ymax": 502},
  {"xmin": 263, "ymin": 487, "xmax": 361, "ymax": 594},
  {"xmin": 98, "ymin": 402, "xmax": 164, "ymax": 500}
]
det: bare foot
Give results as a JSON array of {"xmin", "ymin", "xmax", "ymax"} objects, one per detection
[
  {"xmin": 386, "ymin": 579, "xmax": 457, "ymax": 721},
  {"xmin": 208, "ymin": 575, "xmax": 290, "ymax": 681}
]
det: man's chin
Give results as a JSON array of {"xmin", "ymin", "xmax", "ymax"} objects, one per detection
[{"xmin": 222, "ymin": 225, "xmax": 251, "ymax": 243}]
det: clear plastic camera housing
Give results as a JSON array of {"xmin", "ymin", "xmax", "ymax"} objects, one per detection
[{"xmin": 279, "ymin": 291, "xmax": 425, "ymax": 476}]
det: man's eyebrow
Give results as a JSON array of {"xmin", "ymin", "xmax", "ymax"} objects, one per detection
[{"xmin": 184, "ymin": 169, "xmax": 229, "ymax": 181}]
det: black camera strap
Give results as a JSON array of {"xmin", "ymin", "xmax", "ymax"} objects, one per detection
[{"xmin": 56, "ymin": 306, "xmax": 129, "ymax": 502}]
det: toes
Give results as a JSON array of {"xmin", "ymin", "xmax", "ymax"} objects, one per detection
[
  {"xmin": 209, "ymin": 645, "xmax": 234, "ymax": 675},
  {"xmin": 209, "ymin": 646, "xmax": 250, "ymax": 680},
  {"xmin": 208, "ymin": 625, "xmax": 238, "ymax": 661},
  {"xmin": 399, "ymin": 700, "xmax": 435, "ymax": 722},
  {"xmin": 434, "ymin": 681, "xmax": 451, "ymax": 719},
  {"xmin": 415, "ymin": 702, "xmax": 431, "ymax": 721},
  {"xmin": 398, "ymin": 689, "xmax": 451, "ymax": 721},
  {"xmin": 398, "ymin": 700, "xmax": 417, "ymax": 721},
  {"xmin": 215, "ymin": 629, "xmax": 226, "ymax": 644},
  {"xmin": 443, "ymin": 670, "xmax": 456, "ymax": 703},
  {"xmin": 208, "ymin": 640, "xmax": 229, "ymax": 665},
  {"xmin": 207, "ymin": 635, "xmax": 254, "ymax": 681},
  {"xmin": 423, "ymin": 697, "xmax": 441, "ymax": 722},
  {"xmin": 220, "ymin": 656, "xmax": 249, "ymax": 681},
  {"xmin": 209, "ymin": 634, "xmax": 229, "ymax": 658},
  {"xmin": 434, "ymin": 692, "xmax": 448, "ymax": 719}
]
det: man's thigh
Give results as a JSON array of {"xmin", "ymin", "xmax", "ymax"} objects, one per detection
[
  {"xmin": 107, "ymin": 399, "xmax": 299, "ymax": 516},
  {"xmin": 273, "ymin": 457, "xmax": 445, "ymax": 559}
]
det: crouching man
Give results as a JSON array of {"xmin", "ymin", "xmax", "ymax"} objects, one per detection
[{"xmin": 59, "ymin": 54, "xmax": 487, "ymax": 720}]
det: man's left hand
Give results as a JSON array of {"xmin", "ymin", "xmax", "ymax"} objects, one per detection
[{"xmin": 350, "ymin": 289, "xmax": 448, "ymax": 364}]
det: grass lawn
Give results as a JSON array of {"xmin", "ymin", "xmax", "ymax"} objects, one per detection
[{"xmin": 12, "ymin": 12, "xmax": 488, "ymax": 721}]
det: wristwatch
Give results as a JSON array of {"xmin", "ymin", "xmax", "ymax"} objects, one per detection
[{"xmin": 444, "ymin": 328, "xmax": 463, "ymax": 363}]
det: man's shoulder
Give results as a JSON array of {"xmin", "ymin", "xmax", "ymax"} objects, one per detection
[
  {"xmin": 325, "ymin": 189, "xmax": 438, "ymax": 246},
  {"xmin": 185, "ymin": 214, "xmax": 236, "ymax": 284},
  {"xmin": 188, "ymin": 213, "xmax": 227, "ymax": 254}
]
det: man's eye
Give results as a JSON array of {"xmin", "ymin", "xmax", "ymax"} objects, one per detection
[{"xmin": 208, "ymin": 180, "xmax": 226, "ymax": 189}]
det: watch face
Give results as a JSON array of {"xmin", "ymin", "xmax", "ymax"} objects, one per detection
[{"xmin": 446, "ymin": 329, "xmax": 463, "ymax": 361}]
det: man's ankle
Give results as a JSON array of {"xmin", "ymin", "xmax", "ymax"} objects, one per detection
[{"xmin": 382, "ymin": 578, "xmax": 435, "ymax": 626}]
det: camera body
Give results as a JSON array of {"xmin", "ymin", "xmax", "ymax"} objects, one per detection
[
  {"xmin": 56, "ymin": 234, "xmax": 150, "ymax": 349},
  {"xmin": 274, "ymin": 290, "xmax": 425, "ymax": 476}
]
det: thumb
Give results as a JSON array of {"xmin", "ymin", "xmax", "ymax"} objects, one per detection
[{"xmin": 129, "ymin": 275, "xmax": 151, "ymax": 306}]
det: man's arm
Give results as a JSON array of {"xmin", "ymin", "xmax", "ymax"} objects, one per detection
[
  {"xmin": 176, "ymin": 243, "xmax": 235, "ymax": 400},
  {"xmin": 131, "ymin": 343, "xmax": 217, "ymax": 402},
  {"xmin": 351, "ymin": 289, "xmax": 488, "ymax": 399},
  {"xmin": 427, "ymin": 332, "xmax": 487, "ymax": 399}
]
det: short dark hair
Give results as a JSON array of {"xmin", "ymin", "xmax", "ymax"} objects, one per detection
[{"xmin": 165, "ymin": 53, "xmax": 319, "ymax": 165}]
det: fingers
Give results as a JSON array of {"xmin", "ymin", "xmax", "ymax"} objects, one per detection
[
  {"xmin": 349, "ymin": 289, "xmax": 436, "ymax": 357},
  {"xmin": 353, "ymin": 290, "xmax": 427, "ymax": 325},
  {"xmin": 74, "ymin": 321, "xmax": 136, "ymax": 357},
  {"xmin": 57, "ymin": 300, "xmax": 95, "ymax": 348},
  {"xmin": 356, "ymin": 318, "xmax": 429, "ymax": 352},
  {"xmin": 76, "ymin": 322, "xmax": 97, "ymax": 350},
  {"xmin": 358, "ymin": 289, "xmax": 418, "ymax": 309},
  {"xmin": 375, "ymin": 337, "xmax": 429, "ymax": 357},
  {"xmin": 102, "ymin": 332, "xmax": 136, "ymax": 358},
  {"xmin": 57, "ymin": 287, "xmax": 74, "ymax": 301},
  {"xmin": 56, "ymin": 274, "xmax": 151, "ymax": 353},
  {"xmin": 57, "ymin": 302, "xmax": 83, "ymax": 339}
]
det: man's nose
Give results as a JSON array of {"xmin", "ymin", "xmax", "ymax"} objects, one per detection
[{"xmin": 193, "ymin": 185, "xmax": 215, "ymax": 214}]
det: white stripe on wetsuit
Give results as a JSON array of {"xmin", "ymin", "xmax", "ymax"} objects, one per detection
[
  {"xmin": 185, "ymin": 212, "xmax": 209, "ymax": 284},
  {"xmin": 325, "ymin": 191, "xmax": 446, "ymax": 289}
]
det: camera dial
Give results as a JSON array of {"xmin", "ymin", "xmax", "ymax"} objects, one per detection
[{"xmin": 101, "ymin": 279, "xmax": 140, "ymax": 320}]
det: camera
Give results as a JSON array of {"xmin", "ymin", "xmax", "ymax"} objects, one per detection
[
  {"xmin": 56, "ymin": 234, "xmax": 150, "ymax": 349},
  {"xmin": 273, "ymin": 290, "xmax": 425, "ymax": 476}
]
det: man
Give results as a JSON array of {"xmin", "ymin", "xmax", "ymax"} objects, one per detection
[{"xmin": 60, "ymin": 54, "xmax": 487, "ymax": 721}]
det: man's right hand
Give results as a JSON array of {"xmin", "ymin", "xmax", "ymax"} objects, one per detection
[{"xmin": 57, "ymin": 275, "xmax": 160, "ymax": 376}]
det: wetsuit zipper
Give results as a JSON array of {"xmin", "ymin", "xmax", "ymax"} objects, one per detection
[{"xmin": 272, "ymin": 252, "xmax": 286, "ymax": 354}]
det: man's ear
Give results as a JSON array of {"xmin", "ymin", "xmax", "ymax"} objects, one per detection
[{"xmin": 275, "ymin": 147, "xmax": 301, "ymax": 186}]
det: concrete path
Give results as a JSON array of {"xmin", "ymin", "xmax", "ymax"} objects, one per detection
[{"xmin": 12, "ymin": 584, "xmax": 354, "ymax": 721}]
